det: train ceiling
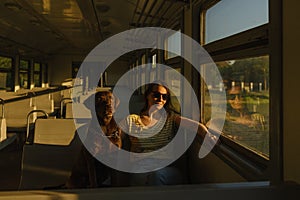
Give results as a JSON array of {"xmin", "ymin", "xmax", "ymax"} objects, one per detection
[{"xmin": 0, "ymin": 0, "xmax": 188, "ymax": 59}]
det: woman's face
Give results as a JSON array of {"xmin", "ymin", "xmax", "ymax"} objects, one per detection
[
  {"xmin": 228, "ymin": 88, "xmax": 244, "ymax": 111},
  {"xmin": 146, "ymin": 85, "xmax": 168, "ymax": 111}
]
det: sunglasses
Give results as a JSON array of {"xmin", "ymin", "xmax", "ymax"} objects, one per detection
[
  {"xmin": 152, "ymin": 92, "xmax": 168, "ymax": 100},
  {"xmin": 228, "ymin": 94, "xmax": 243, "ymax": 100}
]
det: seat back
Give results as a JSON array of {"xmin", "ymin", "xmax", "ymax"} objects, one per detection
[
  {"xmin": 33, "ymin": 94, "xmax": 54, "ymax": 116},
  {"xmin": 1, "ymin": 98, "xmax": 36, "ymax": 129},
  {"xmin": 0, "ymin": 118, "xmax": 6, "ymax": 143},
  {"xmin": 0, "ymin": 99, "xmax": 6, "ymax": 142},
  {"xmin": 19, "ymin": 118, "xmax": 87, "ymax": 190},
  {"xmin": 65, "ymin": 102, "xmax": 92, "ymax": 119}
]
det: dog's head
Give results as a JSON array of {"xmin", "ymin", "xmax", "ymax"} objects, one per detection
[
  {"xmin": 84, "ymin": 90, "xmax": 122, "ymax": 149},
  {"xmin": 94, "ymin": 91, "xmax": 119, "ymax": 126}
]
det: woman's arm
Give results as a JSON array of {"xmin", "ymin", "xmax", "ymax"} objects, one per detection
[{"xmin": 174, "ymin": 115, "xmax": 220, "ymax": 144}]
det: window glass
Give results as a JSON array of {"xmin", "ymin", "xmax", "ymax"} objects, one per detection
[
  {"xmin": 34, "ymin": 63, "xmax": 41, "ymax": 72},
  {"xmin": 165, "ymin": 67, "xmax": 181, "ymax": 110},
  {"xmin": 34, "ymin": 74, "xmax": 41, "ymax": 87},
  {"xmin": 20, "ymin": 60, "xmax": 29, "ymax": 70},
  {"xmin": 150, "ymin": 54, "xmax": 157, "ymax": 82},
  {"xmin": 205, "ymin": 0, "xmax": 268, "ymax": 44},
  {"xmin": 20, "ymin": 60, "xmax": 29, "ymax": 89},
  {"xmin": 43, "ymin": 64, "xmax": 48, "ymax": 84},
  {"xmin": 0, "ymin": 56, "xmax": 13, "ymax": 90},
  {"xmin": 0, "ymin": 56, "xmax": 12, "ymax": 69},
  {"xmin": 152, "ymin": 54, "xmax": 157, "ymax": 67},
  {"xmin": 142, "ymin": 54, "xmax": 146, "ymax": 64},
  {"xmin": 0, "ymin": 72, "xmax": 12, "ymax": 90},
  {"xmin": 141, "ymin": 69, "xmax": 146, "ymax": 94},
  {"xmin": 34, "ymin": 63, "xmax": 41, "ymax": 87},
  {"xmin": 135, "ymin": 60, "xmax": 141, "ymax": 94},
  {"xmin": 19, "ymin": 73, "xmax": 28, "ymax": 89},
  {"xmin": 165, "ymin": 31, "xmax": 181, "ymax": 59},
  {"xmin": 203, "ymin": 55, "xmax": 269, "ymax": 156},
  {"xmin": 130, "ymin": 64, "xmax": 135, "ymax": 89}
]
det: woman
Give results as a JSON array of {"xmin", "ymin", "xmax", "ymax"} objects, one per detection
[
  {"xmin": 227, "ymin": 86, "xmax": 265, "ymax": 130},
  {"xmin": 222, "ymin": 86, "xmax": 267, "ymax": 153},
  {"xmin": 119, "ymin": 82, "xmax": 219, "ymax": 185}
]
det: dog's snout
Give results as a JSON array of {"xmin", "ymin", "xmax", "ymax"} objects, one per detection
[{"xmin": 105, "ymin": 103, "xmax": 113, "ymax": 110}]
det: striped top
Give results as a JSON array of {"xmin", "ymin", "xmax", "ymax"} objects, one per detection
[{"xmin": 120, "ymin": 112, "xmax": 179, "ymax": 153}]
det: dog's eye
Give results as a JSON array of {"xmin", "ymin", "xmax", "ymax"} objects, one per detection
[{"xmin": 96, "ymin": 97, "xmax": 105, "ymax": 102}]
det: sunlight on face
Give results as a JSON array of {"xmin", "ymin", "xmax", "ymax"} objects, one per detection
[{"xmin": 147, "ymin": 85, "xmax": 168, "ymax": 111}]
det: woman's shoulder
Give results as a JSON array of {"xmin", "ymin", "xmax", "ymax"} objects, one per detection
[
  {"xmin": 119, "ymin": 114, "xmax": 142, "ymax": 131},
  {"xmin": 127, "ymin": 114, "xmax": 140, "ymax": 121},
  {"xmin": 123, "ymin": 114, "xmax": 143, "ymax": 126}
]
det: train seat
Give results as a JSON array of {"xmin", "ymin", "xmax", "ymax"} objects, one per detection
[
  {"xmin": 0, "ymin": 99, "xmax": 6, "ymax": 143},
  {"xmin": 19, "ymin": 118, "xmax": 86, "ymax": 190},
  {"xmin": 1, "ymin": 98, "xmax": 36, "ymax": 132},
  {"xmin": 33, "ymin": 94, "xmax": 55, "ymax": 116},
  {"xmin": 65, "ymin": 102, "xmax": 92, "ymax": 119}
]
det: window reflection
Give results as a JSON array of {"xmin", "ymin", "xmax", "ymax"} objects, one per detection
[{"xmin": 204, "ymin": 56, "xmax": 269, "ymax": 156}]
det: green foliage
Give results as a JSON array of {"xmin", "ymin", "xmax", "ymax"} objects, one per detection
[
  {"xmin": 218, "ymin": 56, "xmax": 269, "ymax": 89},
  {"xmin": 0, "ymin": 56, "xmax": 12, "ymax": 69}
]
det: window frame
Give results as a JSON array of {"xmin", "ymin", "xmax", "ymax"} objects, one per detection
[{"xmin": 193, "ymin": 0, "xmax": 282, "ymax": 184}]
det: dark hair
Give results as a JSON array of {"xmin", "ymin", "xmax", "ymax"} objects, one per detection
[{"xmin": 140, "ymin": 81, "xmax": 178, "ymax": 115}]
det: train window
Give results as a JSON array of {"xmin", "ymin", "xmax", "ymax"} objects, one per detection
[
  {"xmin": 150, "ymin": 53, "xmax": 157, "ymax": 82},
  {"xmin": 34, "ymin": 62, "xmax": 41, "ymax": 87},
  {"xmin": 42, "ymin": 63, "xmax": 48, "ymax": 87},
  {"xmin": 205, "ymin": 0, "xmax": 268, "ymax": 44},
  {"xmin": 135, "ymin": 59, "xmax": 140, "ymax": 93},
  {"xmin": 203, "ymin": 55, "xmax": 269, "ymax": 156},
  {"xmin": 198, "ymin": 0, "xmax": 271, "ymax": 181},
  {"xmin": 165, "ymin": 30, "xmax": 181, "ymax": 59},
  {"xmin": 141, "ymin": 54, "xmax": 146, "ymax": 94},
  {"xmin": 0, "ymin": 56, "xmax": 12, "ymax": 69},
  {"xmin": 165, "ymin": 67, "xmax": 181, "ymax": 100},
  {"xmin": 19, "ymin": 60, "xmax": 29, "ymax": 89},
  {"xmin": 0, "ymin": 55, "xmax": 13, "ymax": 90},
  {"xmin": 130, "ymin": 63, "xmax": 136, "ymax": 90}
]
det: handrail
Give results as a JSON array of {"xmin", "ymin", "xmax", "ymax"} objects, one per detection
[
  {"xmin": 0, "ymin": 86, "xmax": 68, "ymax": 104},
  {"xmin": 60, "ymin": 98, "xmax": 72, "ymax": 118},
  {"xmin": 25, "ymin": 110, "xmax": 49, "ymax": 144}
]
